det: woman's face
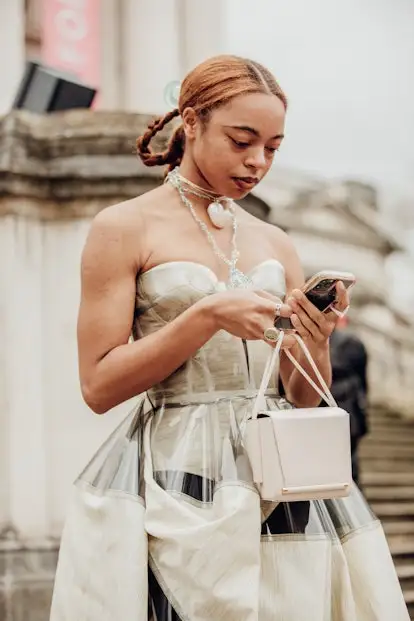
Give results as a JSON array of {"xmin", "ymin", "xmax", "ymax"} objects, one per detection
[{"xmin": 182, "ymin": 92, "xmax": 286, "ymax": 199}]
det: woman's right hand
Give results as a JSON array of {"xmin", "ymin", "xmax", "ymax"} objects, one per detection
[{"xmin": 204, "ymin": 289, "xmax": 293, "ymax": 341}]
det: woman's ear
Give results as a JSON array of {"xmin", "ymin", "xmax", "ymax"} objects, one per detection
[{"xmin": 181, "ymin": 107, "xmax": 198, "ymax": 140}]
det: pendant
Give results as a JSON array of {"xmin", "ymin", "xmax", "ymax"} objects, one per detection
[
  {"xmin": 207, "ymin": 200, "xmax": 233, "ymax": 229},
  {"xmin": 228, "ymin": 266, "xmax": 253, "ymax": 289}
]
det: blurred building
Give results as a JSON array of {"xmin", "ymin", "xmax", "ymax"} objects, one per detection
[
  {"xmin": 2, "ymin": 2, "xmax": 414, "ymax": 214},
  {"xmin": 1, "ymin": 0, "xmax": 225, "ymax": 116}
]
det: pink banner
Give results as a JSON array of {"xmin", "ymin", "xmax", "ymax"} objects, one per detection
[{"xmin": 42, "ymin": 0, "xmax": 100, "ymax": 91}]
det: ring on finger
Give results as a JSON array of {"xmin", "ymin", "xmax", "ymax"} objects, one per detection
[
  {"xmin": 274, "ymin": 302, "xmax": 282, "ymax": 319},
  {"xmin": 264, "ymin": 326, "xmax": 280, "ymax": 342}
]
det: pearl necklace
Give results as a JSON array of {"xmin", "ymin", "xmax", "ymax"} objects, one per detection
[
  {"xmin": 166, "ymin": 168, "xmax": 252, "ymax": 289},
  {"xmin": 166, "ymin": 168, "xmax": 234, "ymax": 229}
]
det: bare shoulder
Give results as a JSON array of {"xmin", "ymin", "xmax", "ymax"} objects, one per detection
[
  {"xmin": 83, "ymin": 184, "xmax": 169, "ymax": 270},
  {"xmin": 88, "ymin": 184, "xmax": 168, "ymax": 237}
]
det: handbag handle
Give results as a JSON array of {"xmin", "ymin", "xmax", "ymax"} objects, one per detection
[{"xmin": 251, "ymin": 331, "xmax": 337, "ymax": 419}]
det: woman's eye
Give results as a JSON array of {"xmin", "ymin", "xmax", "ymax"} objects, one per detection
[
  {"xmin": 231, "ymin": 138, "xmax": 250, "ymax": 148},
  {"xmin": 266, "ymin": 147, "xmax": 278, "ymax": 154}
]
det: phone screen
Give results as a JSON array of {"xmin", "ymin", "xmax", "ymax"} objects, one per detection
[{"xmin": 305, "ymin": 278, "xmax": 338, "ymax": 312}]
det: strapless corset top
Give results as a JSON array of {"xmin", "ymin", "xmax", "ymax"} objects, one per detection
[{"xmin": 133, "ymin": 259, "xmax": 286, "ymax": 403}]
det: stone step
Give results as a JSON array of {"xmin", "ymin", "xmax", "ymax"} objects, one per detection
[
  {"xmin": 397, "ymin": 564, "xmax": 414, "ymax": 581},
  {"xmin": 366, "ymin": 423, "xmax": 414, "ymax": 433},
  {"xmin": 370, "ymin": 502, "xmax": 414, "ymax": 518},
  {"xmin": 396, "ymin": 568, "xmax": 414, "ymax": 604},
  {"xmin": 364, "ymin": 440, "xmax": 414, "ymax": 451},
  {"xmin": 362, "ymin": 443, "xmax": 413, "ymax": 451},
  {"xmin": 361, "ymin": 456, "xmax": 414, "ymax": 467},
  {"xmin": 384, "ymin": 522, "xmax": 414, "ymax": 536},
  {"xmin": 360, "ymin": 445, "xmax": 414, "ymax": 458},
  {"xmin": 367, "ymin": 416, "xmax": 414, "ymax": 426},
  {"xmin": 395, "ymin": 556, "xmax": 414, "ymax": 567},
  {"xmin": 368, "ymin": 423, "xmax": 414, "ymax": 434},
  {"xmin": 364, "ymin": 486, "xmax": 414, "ymax": 501},
  {"xmin": 365, "ymin": 437, "xmax": 414, "ymax": 447},
  {"xmin": 404, "ymin": 589, "xmax": 414, "ymax": 604},
  {"xmin": 361, "ymin": 472, "xmax": 414, "ymax": 486},
  {"xmin": 368, "ymin": 417, "xmax": 414, "ymax": 426},
  {"xmin": 388, "ymin": 538, "xmax": 414, "ymax": 557},
  {"xmin": 367, "ymin": 435, "xmax": 414, "ymax": 445},
  {"xmin": 361, "ymin": 462, "xmax": 414, "ymax": 474},
  {"xmin": 361, "ymin": 440, "xmax": 414, "ymax": 451},
  {"xmin": 369, "ymin": 409, "xmax": 412, "ymax": 417},
  {"xmin": 368, "ymin": 409, "xmax": 414, "ymax": 420},
  {"xmin": 359, "ymin": 414, "xmax": 414, "ymax": 617}
]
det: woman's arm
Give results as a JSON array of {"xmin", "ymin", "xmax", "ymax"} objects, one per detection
[
  {"xmin": 276, "ymin": 234, "xmax": 338, "ymax": 408},
  {"xmin": 281, "ymin": 334, "xmax": 332, "ymax": 408},
  {"xmin": 77, "ymin": 207, "xmax": 219, "ymax": 414}
]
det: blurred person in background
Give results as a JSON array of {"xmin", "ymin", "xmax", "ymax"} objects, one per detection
[
  {"xmin": 49, "ymin": 55, "xmax": 408, "ymax": 620},
  {"xmin": 329, "ymin": 315, "xmax": 369, "ymax": 486}
]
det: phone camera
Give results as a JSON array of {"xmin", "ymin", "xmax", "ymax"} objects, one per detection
[{"xmin": 315, "ymin": 280, "xmax": 331, "ymax": 290}]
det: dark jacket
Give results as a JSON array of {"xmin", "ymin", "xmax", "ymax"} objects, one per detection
[{"xmin": 328, "ymin": 330, "xmax": 369, "ymax": 440}]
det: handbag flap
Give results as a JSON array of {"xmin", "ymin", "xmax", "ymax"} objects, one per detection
[{"xmin": 268, "ymin": 407, "xmax": 352, "ymax": 489}]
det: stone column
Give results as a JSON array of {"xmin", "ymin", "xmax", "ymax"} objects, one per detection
[
  {"xmin": 0, "ymin": 109, "xmax": 168, "ymax": 619},
  {"xmin": 99, "ymin": 0, "xmax": 123, "ymax": 110},
  {"xmin": 121, "ymin": 0, "xmax": 182, "ymax": 114},
  {"xmin": 0, "ymin": 0, "xmax": 25, "ymax": 115},
  {"xmin": 180, "ymin": 0, "xmax": 229, "ymax": 73},
  {"xmin": 118, "ymin": 0, "xmax": 229, "ymax": 113}
]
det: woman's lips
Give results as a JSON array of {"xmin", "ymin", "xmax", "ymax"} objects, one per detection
[{"xmin": 232, "ymin": 177, "xmax": 259, "ymax": 191}]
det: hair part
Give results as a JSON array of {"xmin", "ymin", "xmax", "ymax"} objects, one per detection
[{"xmin": 136, "ymin": 55, "xmax": 287, "ymax": 174}]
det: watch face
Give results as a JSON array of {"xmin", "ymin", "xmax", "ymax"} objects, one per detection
[{"xmin": 264, "ymin": 327, "xmax": 280, "ymax": 342}]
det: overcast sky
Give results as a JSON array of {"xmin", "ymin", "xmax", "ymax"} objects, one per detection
[{"xmin": 224, "ymin": 0, "xmax": 414, "ymax": 212}]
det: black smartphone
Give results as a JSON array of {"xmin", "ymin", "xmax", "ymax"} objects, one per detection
[{"xmin": 275, "ymin": 270, "xmax": 356, "ymax": 331}]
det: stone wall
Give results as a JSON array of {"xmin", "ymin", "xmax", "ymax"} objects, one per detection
[
  {"xmin": 0, "ymin": 110, "xmax": 162, "ymax": 620},
  {"xmin": 0, "ymin": 527, "xmax": 57, "ymax": 621}
]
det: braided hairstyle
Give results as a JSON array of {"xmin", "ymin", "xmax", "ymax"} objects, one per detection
[{"xmin": 136, "ymin": 55, "xmax": 287, "ymax": 174}]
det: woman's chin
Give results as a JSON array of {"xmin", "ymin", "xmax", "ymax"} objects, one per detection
[{"xmin": 224, "ymin": 181, "xmax": 253, "ymax": 200}]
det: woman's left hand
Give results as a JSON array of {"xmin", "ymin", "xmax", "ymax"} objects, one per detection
[{"xmin": 286, "ymin": 281, "xmax": 350, "ymax": 344}]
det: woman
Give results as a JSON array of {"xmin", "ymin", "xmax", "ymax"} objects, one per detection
[{"xmin": 51, "ymin": 56, "xmax": 409, "ymax": 620}]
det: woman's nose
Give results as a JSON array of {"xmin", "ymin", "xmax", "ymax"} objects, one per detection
[{"xmin": 244, "ymin": 148, "xmax": 267, "ymax": 169}]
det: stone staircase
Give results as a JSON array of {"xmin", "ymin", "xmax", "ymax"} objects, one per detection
[{"xmin": 359, "ymin": 407, "xmax": 414, "ymax": 618}]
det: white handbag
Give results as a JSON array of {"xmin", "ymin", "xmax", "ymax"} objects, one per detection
[{"xmin": 244, "ymin": 332, "xmax": 352, "ymax": 502}]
